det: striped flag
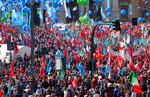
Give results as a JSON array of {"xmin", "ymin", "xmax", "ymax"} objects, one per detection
[{"xmin": 131, "ymin": 72, "xmax": 142, "ymax": 95}]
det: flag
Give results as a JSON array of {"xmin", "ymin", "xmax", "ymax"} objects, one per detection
[
  {"xmin": 131, "ymin": 72, "xmax": 139, "ymax": 85},
  {"xmin": 10, "ymin": 61, "xmax": 15, "ymax": 78},
  {"xmin": 66, "ymin": 60, "xmax": 70, "ymax": 69},
  {"xmin": 128, "ymin": 61, "xmax": 136, "ymax": 72},
  {"xmin": 104, "ymin": 64, "xmax": 110, "ymax": 76},
  {"xmin": 64, "ymin": 49, "xmax": 68, "ymax": 59},
  {"xmin": 7, "ymin": 80, "xmax": 11, "ymax": 96},
  {"xmin": 39, "ymin": 57, "xmax": 46, "ymax": 78},
  {"xmin": 96, "ymin": 60, "xmax": 100, "ymax": 68},
  {"xmin": 80, "ymin": 31, "xmax": 86, "ymax": 39},
  {"xmin": 58, "ymin": 69, "xmax": 65, "ymax": 79},
  {"xmin": 20, "ymin": 39, "xmax": 24, "ymax": 46},
  {"xmin": 133, "ymin": 85, "xmax": 142, "ymax": 95},
  {"xmin": 131, "ymin": 72, "xmax": 142, "ymax": 95},
  {"xmin": 0, "ymin": 90, "xmax": 3, "ymax": 97},
  {"xmin": 46, "ymin": 60, "xmax": 52, "ymax": 74},
  {"xmin": 127, "ymin": 47, "xmax": 133, "ymax": 60},
  {"xmin": 99, "ymin": 66, "xmax": 105, "ymax": 75},
  {"xmin": 77, "ymin": 63, "xmax": 85, "ymax": 76},
  {"xmin": 14, "ymin": 43, "xmax": 19, "ymax": 56},
  {"xmin": 72, "ymin": 77, "xmax": 77, "ymax": 88},
  {"xmin": 116, "ymin": 56, "xmax": 124, "ymax": 68}
]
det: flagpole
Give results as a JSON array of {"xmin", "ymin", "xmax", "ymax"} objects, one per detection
[
  {"xmin": 91, "ymin": 24, "xmax": 101, "ymax": 76},
  {"xmin": 9, "ymin": 10, "xmax": 12, "ymax": 63},
  {"xmin": 30, "ymin": 0, "xmax": 35, "ymax": 77}
]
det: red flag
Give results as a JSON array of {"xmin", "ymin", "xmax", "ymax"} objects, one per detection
[
  {"xmin": 101, "ymin": 31, "xmax": 105, "ymax": 38},
  {"xmin": 72, "ymin": 77, "xmax": 77, "ymax": 88},
  {"xmin": 14, "ymin": 43, "xmax": 19, "ymax": 55},
  {"xmin": 41, "ymin": 57, "xmax": 46, "ymax": 68},
  {"xmin": 96, "ymin": 32, "xmax": 101, "ymax": 39},
  {"xmin": 80, "ymin": 31, "xmax": 86, "ymax": 39},
  {"xmin": 117, "ymin": 44, "xmax": 121, "ymax": 51},
  {"xmin": 64, "ymin": 49, "xmax": 68, "ymax": 59},
  {"xmin": 10, "ymin": 61, "xmax": 15, "ymax": 78},
  {"xmin": 107, "ymin": 46, "xmax": 114, "ymax": 66},
  {"xmin": 127, "ymin": 47, "xmax": 133, "ymax": 60},
  {"xmin": 116, "ymin": 56, "xmax": 124, "ymax": 68},
  {"xmin": 96, "ymin": 60, "xmax": 100, "ymax": 68},
  {"xmin": 39, "ymin": 68, "xmax": 46, "ymax": 78},
  {"xmin": 3, "ymin": 23, "xmax": 7, "ymax": 32},
  {"xmin": 133, "ymin": 85, "xmax": 142, "ymax": 95},
  {"xmin": 24, "ymin": 35, "xmax": 27, "ymax": 46},
  {"xmin": 0, "ymin": 90, "xmax": 3, "ymax": 97},
  {"xmin": 39, "ymin": 57, "xmax": 46, "ymax": 78},
  {"xmin": 127, "ymin": 61, "xmax": 136, "ymax": 72}
]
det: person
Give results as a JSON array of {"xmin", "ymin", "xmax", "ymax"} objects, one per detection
[{"xmin": 114, "ymin": 85, "xmax": 121, "ymax": 97}]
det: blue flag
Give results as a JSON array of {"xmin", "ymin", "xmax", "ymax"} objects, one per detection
[
  {"xmin": 99, "ymin": 66, "xmax": 105, "ymax": 75},
  {"xmin": 66, "ymin": 60, "xmax": 70, "ymax": 69},
  {"xmin": 104, "ymin": 64, "xmax": 110, "ymax": 76},
  {"xmin": 46, "ymin": 60, "xmax": 52, "ymax": 74},
  {"xmin": 78, "ymin": 62, "xmax": 85, "ymax": 76},
  {"xmin": 20, "ymin": 39, "xmax": 24, "ymax": 45}
]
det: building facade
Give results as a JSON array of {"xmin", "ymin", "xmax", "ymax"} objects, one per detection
[{"xmin": 118, "ymin": 0, "xmax": 150, "ymax": 22}]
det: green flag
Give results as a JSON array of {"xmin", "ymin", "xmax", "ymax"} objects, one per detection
[
  {"xmin": 131, "ymin": 72, "xmax": 139, "ymax": 85},
  {"xmin": 59, "ymin": 69, "xmax": 65, "ymax": 80},
  {"xmin": 7, "ymin": 80, "xmax": 11, "ymax": 95}
]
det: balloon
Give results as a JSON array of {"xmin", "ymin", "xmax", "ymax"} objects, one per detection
[
  {"xmin": 106, "ymin": 8, "xmax": 111, "ymax": 13},
  {"xmin": 1, "ymin": 17, "xmax": 6, "ymax": 23},
  {"xmin": 84, "ymin": 15, "xmax": 89, "ymax": 22},
  {"xmin": 20, "ymin": 1, "xmax": 26, "ymax": 7},
  {"xmin": 138, "ymin": 17, "xmax": 143, "ymax": 23},
  {"xmin": 77, "ymin": 0, "xmax": 81, "ymax": 4},
  {"xmin": 66, "ymin": 0, "xmax": 71, "ymax": 3},
  {"xmin": 5, "ymin": 12, "xmax": 10, "ymax": 18},
  {"xmin": 121, "ymin": 9, "xmax": 126, "ymax": 16},
  {"xmin": 77, "ymin": 0, "xmax": 87, "ymax": 6},
  {"xmin": 146, "ymin": 12, "xmax": 150, "ymax": 17},
  {"xmin": 107, "ymin": 12, "xmax": 112, "ymax": 17},
  {"xmin": 21, "ymin": 7, "xmax": 31, "ymax": 13},
  {"xmin": 89, "ymin": 10, "xmax": 93, "ymax": 16},
  {"xmin": 82, "ymin": 0, "xmax": 87, "ymax": 6},
  {"xmin": 25, "ymin": 0, "xmax": 30, "ymax": 5},
  {"xmin": 79, "ymin": 15, "xmax": 90, "ymax": 24},
  {"xmin": 79, "ymin": 16, "xmax": 84, "ymax": 23},
  {"xmin": 93, "ymin": 0, "xmax": 103, "ymax": 2}
]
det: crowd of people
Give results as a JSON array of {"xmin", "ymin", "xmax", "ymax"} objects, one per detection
[{"xmin": 0, "ymin": 22, "xmax": 150, "ymax": 97}]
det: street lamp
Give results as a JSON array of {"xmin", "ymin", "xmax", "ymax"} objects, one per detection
[
  {"xmin": 90, "ymin": 24, "xmax": 101, "ymax": 76},
  {"xmin": 90, "ymin": 22, "xmax": 116, "ymax": 76}
]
